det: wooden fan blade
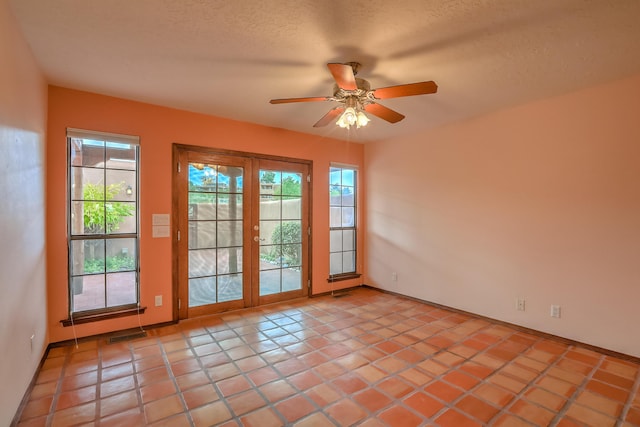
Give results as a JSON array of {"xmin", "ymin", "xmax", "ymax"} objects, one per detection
[
  {"xmin": 327, "ymin": 63, "xmax": 357, "ymax": 91},
  {"xmin": 372, "ymin": 81, "xmax": 438, "ymax": 99},
  {"xmin": 270, "ymin": 96, "xmax": 329, "ymax": 104},
  {"xmin": 364, "ymin": 103, "xmax": 405, "ymax": 123},
  {"xmin": 313, "ymin": 107, "xmax": 344, "ymax": 127}
]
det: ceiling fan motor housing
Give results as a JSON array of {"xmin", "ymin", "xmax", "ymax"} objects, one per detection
[{"xmin": 333, "ymin": 78, "xmax": 373, "ymax": 105}]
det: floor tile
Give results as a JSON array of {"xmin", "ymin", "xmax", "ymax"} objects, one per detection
[
  {"xmin": 306, "ymin": 383, "xmax": 341, "ymax": 407},
  {"xmin": 509, "ymin": 398, "xmax": 555, "ymax": 426},
  {"xmin": 456, "ymin": 395, "xmax": 500, "ymax": 423},
  {"xmin": 524, "ymin": 386, "xmax": 566, "ymax": 411},
  {"xmin": 325, "ymin": 398, "xmax": 367, "ymax": 426},
  {"xmin": 274, "ymin": 395, "xmax": 316, "ymax": 422},
  {"xmin": 50, "ymin": 401, "xmax": 96, "ymax": 427},
  {"xmin": 424, "ymin": 380, "xmax": 464, "ymax": 403},
  {"xmin": 378, "ymin": 405, "xmax": 423, "ymax": 427},
  {"xmin": 226, "ymin": 389, "xmax": 267, "ymax": 416},
  {"xmin": 403, "ymin": 391, "xmax": 444, "ymax": 418},
  {"xmin": 288, "ymin": 370, "xmax": 323, "ymax": 390},
  {"xmin": 182, "ymin": 383, "xmax": 219, "ymax": 409},
  {"xmin": 354, "ymin": 388, "xmax": 393, "ymax": 413},
  {"xmin": 19, "ymin": 396, "xmax": 53, "ymax": 421},
  {"xmin": 331, "ymin": 373, "xmax": 368, "ymax": 394},
  {"xmin": 13, "ymin": 288, "xmax": 640, "ymax": 427},
  {"xmin": 377, "ymin": 377, "xmax": 414, "ymax": 399},
  {"xmin": 217, "ymin": 374, "xmax": 252, "ymax": 397},
  {"xmin": 435, "ymin": 408, "xmax": 483, "ymax": 427},
  {"xmin": 239, "ymin": 407, "xmax": 283, "ymax": 427},
  {"xmin": 189, "ymin": 400, "xmax": 231, "ymax": 427},
  {"xmin": 574, "ymin": 390, "xmax": 623, "ymax": 418},
  {"xmin": 564, "ymin": 402, "xmax": 617, "ymax": 427},
  {"xmin": 100, "ymin": 389, "xmax": 139, "ymax": 418},
  {"xmin": 55, "ymin": 384, "xmax": 96, "ymax": 411},
  {"xmin": 101, "ymin": 362, "xmax": 134, "ymax": 382},
  {"xmin": 293, "ymin": 412, "xmax": 335, "ymax": 427},
  {"xmin": 473, "ymin": 383, "xmax": 515, "ymax": 407},
  {"xmin": 259, "ymin": 379, "xmax": 296, "ymax": 403}
]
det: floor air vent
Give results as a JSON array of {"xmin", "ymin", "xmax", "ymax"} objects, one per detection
[
  {"xmin": 108, "ymin": 330, "xmax": 147, "ymax": 344},
  {"xmin": 331, "ymin": 292, "xmax": 350, "ymax": 298}
]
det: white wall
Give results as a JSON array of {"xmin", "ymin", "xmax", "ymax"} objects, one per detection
[
  {"xmin": 0, "ymin": 0, "xmax": 48, "ymax": 422},
  {"xmin": 365, "ymin": 73, "xmax": 640, "ymax": 358}
]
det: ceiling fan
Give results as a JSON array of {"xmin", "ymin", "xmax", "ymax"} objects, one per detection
[{"xmin": 270, "ymin": 62, "xmax": 438, "ymax": 129}]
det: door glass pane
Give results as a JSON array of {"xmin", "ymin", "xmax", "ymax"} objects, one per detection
[
  {"xmin": 189, "ymin": 277, "xmax": 217, "ymax": 307},
  {"xmin": 259, "ymin": 169, "xmax": 302, "ymax": 296},
  {"xmin": 218, "ymin": 274, "xmax": 243, "ymax": 302},
  {"xmin": 260, "ymin": 195, "xmax": 281, "ymax": 220},
  {"xmin": 189, "ymin": 221, "xmax": 216, "ymax": 249},
  {"xmin": 283, "ymin": 269, "xmax": 301, "ymax": 292},
  {"xmin": 218, "ymin": 195, "xmax": 243, "ymax": 220},
  {"xmin": 217, "ymin": 247, "xmax": 242, "ymax": 275},
  {"xmin": 218, "ymin": 166, "xmax": 243, "ymax": 193},
  {"xmin": 189, "ymin": 194, "xmax": 216, "ymax": 220},
  {"xmin": 189, "ymin": 164, "xmax": 217, "ymax": 192},
  {"xmin": 187, "ymin": 162, "xmax": 244, "ymax": 307},
  {"xmin": 260, "ymin": 269, "xmax": 281, "ymax": 296},
  {"xmin": 281, "ymin": 172, "xmax": 302, "ymax": 196},
  {"xmin": 189, "ymin": 249, "xmax": 216, "ymax": 278},
  {"xmin": 282, "ymin": 244, "xmax": 302, "ymax": 267},
  {"xmin": 282, "ymin": 196, "xmax": 301, "ymax": 220},
  {"xmin": 217, "ymin": 221, "xmax": 242, "ymax": 247}
]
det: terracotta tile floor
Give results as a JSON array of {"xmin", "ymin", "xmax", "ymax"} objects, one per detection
[{"xmin": 16, "ymin": 288, "xmax": 640, "ymax": 426}]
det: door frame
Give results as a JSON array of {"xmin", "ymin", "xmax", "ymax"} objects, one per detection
[
  {"xmin": 251, "ymin": 157, "xmax": 311, "ymax": 307},
  {"xmin": 171, "ymin": 144, "xmax": 313, "ymax": 321}
]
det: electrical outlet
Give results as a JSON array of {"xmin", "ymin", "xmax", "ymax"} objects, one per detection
[
  {"xmin": 516, "ymin": 298, "xmax": 526, "ymax": 311},
  {"xmin": 550, "ymin": 305, "xmax": 561, "ymax": 318},
  {"xmin": 155, "ymin": 295, "xmax": 163, "ymax": 307},
  {"xmin": 391, "ymin": 272, "xmax": 398, "ymax": 282}
]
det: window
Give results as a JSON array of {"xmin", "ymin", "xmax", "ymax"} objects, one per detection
[
  {"xmin": 329, "ymin": 165, "xmax": 358, "ymax": 279},
  {"xmin": 67, "ymin": 128, "xmax": 140, "ymax": 317}
]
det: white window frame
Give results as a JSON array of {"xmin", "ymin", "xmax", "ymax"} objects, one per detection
[
  {"xmin": 66, "ymin": 128, "xmax": 141, "ymax": 319},
  {"xmin": 329, "ymin": 163, "xmax": 359, "ymax": 280}
]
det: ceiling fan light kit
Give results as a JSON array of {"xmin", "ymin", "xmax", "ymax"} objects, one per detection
[
  {"xmin": 335, "ymin": 96, "xmax": 370, "ymax": 129},
  {"xmin": 270, "ymin": 62, "xmax": 437, "ymax": 130}
]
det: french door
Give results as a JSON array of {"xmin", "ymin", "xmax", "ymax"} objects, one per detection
[{"xmin": 174, "ymin": 147, "xmax": 310, "ymax": 319}]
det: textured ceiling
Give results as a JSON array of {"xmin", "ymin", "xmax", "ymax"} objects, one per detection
[{"xmin": 9, "ymin": 0, "xmax": 640, "ymax": 142}]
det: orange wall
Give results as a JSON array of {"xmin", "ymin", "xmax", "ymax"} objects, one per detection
[
  {"xmin": 0, "ymin": 0, "xmax": 48, "ymax": 422},
  {"xmin": 365, "ymin": 73, "xmax": 640, "ymax": 357},
  {"xmin": 47, "ymin": 86, "xmax": 364, "ymax": 343}
]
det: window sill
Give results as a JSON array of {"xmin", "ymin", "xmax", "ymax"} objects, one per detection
[
  {"xmin": 61, "ymin": 306, "xmax": 146, "ymax": 327},
  {"xmin": 327, "ymin": 273, "xmax": 362, "ymax": 283}
]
